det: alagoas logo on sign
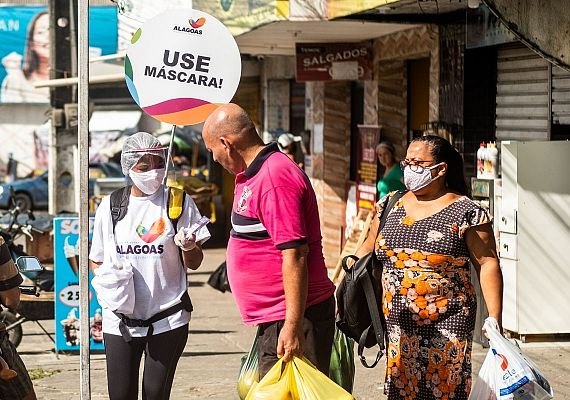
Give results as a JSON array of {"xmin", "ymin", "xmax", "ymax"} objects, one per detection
[
  {"xmin": 190, "ymin": 18, "xmax": 206, "ymax": 28},
  {"xmin": 173, "ymin": 17, "xmax": 206, "ymax": 35}
]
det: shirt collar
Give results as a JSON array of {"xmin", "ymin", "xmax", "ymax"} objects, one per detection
[{"xmin": 242, "ymin": 143, "xmax": 279, "ymax": 178}]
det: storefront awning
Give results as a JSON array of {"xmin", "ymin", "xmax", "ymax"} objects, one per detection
[{"xmin": 236, "ymin": 20, "xmax": 417, "ymax": 56}]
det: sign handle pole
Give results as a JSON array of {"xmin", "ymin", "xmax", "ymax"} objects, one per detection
[
  {"xmin": 78, "ymin": 0, "xmax": 91, "ymax": 398},
  {"xmin": 164, "ymin": 124, "xmax": 177, "ymax": 183}
]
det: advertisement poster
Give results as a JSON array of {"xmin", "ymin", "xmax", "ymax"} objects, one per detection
[
  {"xmin": 0, "ymin": 6, "xmax": 118, "ymax": 103},
  {"xmin": 54, "ymin": 217, "xmax": 104, "ymax": 352},
  {"xmin": 356, "ymin": 125, "xmax": 380, "ymax": 211}
]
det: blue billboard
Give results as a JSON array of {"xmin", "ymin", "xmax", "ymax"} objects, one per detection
[
  {"xmin": 54, "ymin": 217, "xmax": 104, "ymax": 352},
  {"xmin": 0, "ymin": 6, "xmax": 118, "ymax": 103}
]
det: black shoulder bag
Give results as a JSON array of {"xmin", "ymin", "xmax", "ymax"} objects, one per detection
[{"xmin": 335, "ymin": 190, "xmax": 405, "ymax": 368}]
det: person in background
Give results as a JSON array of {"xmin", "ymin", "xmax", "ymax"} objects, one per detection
[
  {"xmin": 202, "ymin": 104, "xmax": 336, "ymax": 378},
  {"xmin": 170, "ymin": 143, "xmax": 191, "ymax": 170},
  {"xmin": 0, "ymin": 237, "xmax": 37, "ymax": 400},
  {"xmin": 376, "ymin": 141, "xmax": 405, "ymax": 199},
  {"xmin": 1, "ymin": 11, "xmax": 50, "ymax": 103},
  {"xmin": 356, "ymin": 135, "xmax": 503, "ymax": 400},
  {"xmin": 277, "ymin": 133, "xmax": 304, "ymax": 168},
  {"xmin": 89, "ymin": 132, "xmax": 210, "ymax": 400}
]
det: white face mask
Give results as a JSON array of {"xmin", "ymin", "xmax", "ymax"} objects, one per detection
[
  {"xmin": 129, "ymin": 168, "xmax": 165, "ymax": 195},
  {"xmin": 403, "ymin": 163, "xmax": 443, "ymax": 192}
]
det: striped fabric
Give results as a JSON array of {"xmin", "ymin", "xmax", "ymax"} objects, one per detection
[{"xmin": 230, "ymin": 212, "xmax": 270, "ymax": 240}]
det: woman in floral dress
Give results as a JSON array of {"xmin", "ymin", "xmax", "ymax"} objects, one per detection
[{"xmin": 356, "ymin": 135, "xmax": 503, "ymax": 400}]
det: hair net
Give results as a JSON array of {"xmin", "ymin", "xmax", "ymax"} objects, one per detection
[{"xmin": 120, "ymin": 132, "xmax": 167, "ymax": 176}]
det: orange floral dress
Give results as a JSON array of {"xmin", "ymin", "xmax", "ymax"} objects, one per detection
[{"xmin": 375, "ymin": 192, "xmax": 491, "ymax": 400}]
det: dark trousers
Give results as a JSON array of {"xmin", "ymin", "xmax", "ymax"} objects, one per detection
[
  {"xmin": 103, "ymin": 324, "xmax": 188, "ymax": 400},
  {"xmin": 257, "ymin": 296, "xmax": 335, "ymax": 378}
]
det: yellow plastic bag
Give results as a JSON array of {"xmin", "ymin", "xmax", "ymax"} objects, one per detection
[
  {"xmin": 245, "ymin": 358, "xmax": 295, "ymax": 400},
  {"xmin": 292, "ymin": 357, "xmax": 353, "ymax": 400},
  {"xmin": 245, "ymin": 356, "xmax": 354, "ymax": 400}
]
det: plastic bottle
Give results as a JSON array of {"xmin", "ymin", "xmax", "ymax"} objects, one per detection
[
  {"xmin": 476, "ymin": 141, "xmax": 486, "ymax": 178},
  {"xmin": 487, "ymin": 141, "xmax": 499, "ymax": 178}
]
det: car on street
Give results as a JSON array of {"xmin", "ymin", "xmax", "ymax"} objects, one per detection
[{"xmin": 0, "ymin": 162, "xmax": 125, "ymax": 211}]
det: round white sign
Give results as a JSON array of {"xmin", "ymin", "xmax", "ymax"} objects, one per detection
[{"xmin": 125, "ymin": 9, "xmax": 241, "ymax": 125}]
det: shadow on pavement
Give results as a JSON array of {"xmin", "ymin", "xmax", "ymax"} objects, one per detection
[
  {"xmin": 188, "ymin": 329, "xmax": 235, "ymax": 335},
  {"xmin": 180, "ymin": 350, "xmax": 244, "ymax": 357},
  {"xmin": 187, "ymin": 271, "xmax": 218, "ymax": 276}
]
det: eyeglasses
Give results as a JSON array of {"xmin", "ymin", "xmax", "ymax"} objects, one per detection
[
  {"xmin": 133, "ymin": 154, "xmax": 166, "ymax": 171},
  {"xmin": 400, "ymin": 160, "xmax": 436, "ymax": 173}
]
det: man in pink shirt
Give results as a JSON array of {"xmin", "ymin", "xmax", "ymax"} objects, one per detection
[{"xmin": 203, "ymin": 104, "xmax": 335, "ymax": 377}]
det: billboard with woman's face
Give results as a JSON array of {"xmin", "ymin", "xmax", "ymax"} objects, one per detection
[{"xmin": 0, "ymin": 6, "xmax": 118, "ymax": 103}]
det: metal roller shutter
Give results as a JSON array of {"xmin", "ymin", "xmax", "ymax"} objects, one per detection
[
  {"xmin": 552, "ymin": 65, "xmax": 570, "ymax": 126},
  {"xmin": 496, "ymin": 44, "xmax": 549, "ymax": 141}
]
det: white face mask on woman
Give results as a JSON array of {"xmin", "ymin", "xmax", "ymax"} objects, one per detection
[
  {"xmin": 129, "ymin": 168, "xmax": 166, "ymax": 195},
  {"xmin": 403, "ymin": 163, "xmax": 443, "ymax": 192}
]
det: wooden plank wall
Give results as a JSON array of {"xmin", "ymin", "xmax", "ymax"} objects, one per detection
[
  {"xmin": 310, "ymin": 82, "xmax": 351, "ymax": 268},
  {"xmin": 378, "ymin": 60, "xmax": 407, "ymax": 159},
  {"xmin": 322, "ymin": 82, "xmax": 351, "ymax": 267}
]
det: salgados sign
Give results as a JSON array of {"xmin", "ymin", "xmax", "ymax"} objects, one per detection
[{"xmin": 125, "ymin": 9, "xmax": 242, "ymax": 125}]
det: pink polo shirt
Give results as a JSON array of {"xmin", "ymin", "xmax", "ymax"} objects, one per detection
[{"xmin": 226, "ymin": 144, "xmax": 335, "ymax": 325}]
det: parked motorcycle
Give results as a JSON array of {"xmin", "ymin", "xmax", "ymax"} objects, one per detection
[
  {"xmin": 0, "ymin": 187, "xmax": 54, "ymax": 347},
  {"xmin": 0, "ymin": 187, "xmax": 53, "ymax": 290},
  {"xmin": 0, "ymin": 255, "xmax": 54, "ymax": 347}
]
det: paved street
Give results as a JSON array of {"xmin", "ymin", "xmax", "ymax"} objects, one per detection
[{"xmin": 18, "ymin": 248, "xmax": 570, "ymax": 399}]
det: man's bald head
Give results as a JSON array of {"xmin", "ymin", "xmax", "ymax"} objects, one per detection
[
  {"xmin": 203, "ymin": 103, "xmax": 259, "ymax": 149},
  {"xmin": 202, "ymin": 103, "xmax": 264, "ymax": 175}
]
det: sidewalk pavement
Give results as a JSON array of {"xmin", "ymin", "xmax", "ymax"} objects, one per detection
[{"xmin": 19, "ymin": 248, "xmax": 570, "ymax": 399}]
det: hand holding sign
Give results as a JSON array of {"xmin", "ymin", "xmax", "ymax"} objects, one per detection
[{"xmin": 125, "ymin": 9, "xmax": 241, "ymax": 126}]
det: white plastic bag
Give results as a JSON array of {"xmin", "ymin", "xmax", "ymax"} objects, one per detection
[
  {"xmin": 470, "ymin": 318, "xmax": 554, "ymax": 400},
  {"xmin": 469, "ymin": 349, "xmax": 499, "ymax": 400},
  {"xmin": 91, "ymin": 254, "xmax": 135, "ymax": 314}
]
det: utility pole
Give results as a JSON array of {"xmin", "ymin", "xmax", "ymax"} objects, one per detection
[{"xmin": 48, "ymin": 0, "xmax": 78, "ymax": 214}]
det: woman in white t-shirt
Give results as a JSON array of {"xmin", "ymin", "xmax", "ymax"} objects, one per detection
[{"xmin": 89, "ymin": 132, "xmax": 210, "ymax": 400}]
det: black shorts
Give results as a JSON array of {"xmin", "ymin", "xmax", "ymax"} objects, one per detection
[
  {"xmin": 257, "ymin": 296, "xmax": 335, "ymax": 378},
  {"xmin": 0, "ymin": 325, "xmax": 34, "ymax": 400}
]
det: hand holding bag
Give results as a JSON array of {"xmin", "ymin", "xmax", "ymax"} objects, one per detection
[{"xmin": 469, "ymin": 318, "xmax": 554, "ymax": 400}]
